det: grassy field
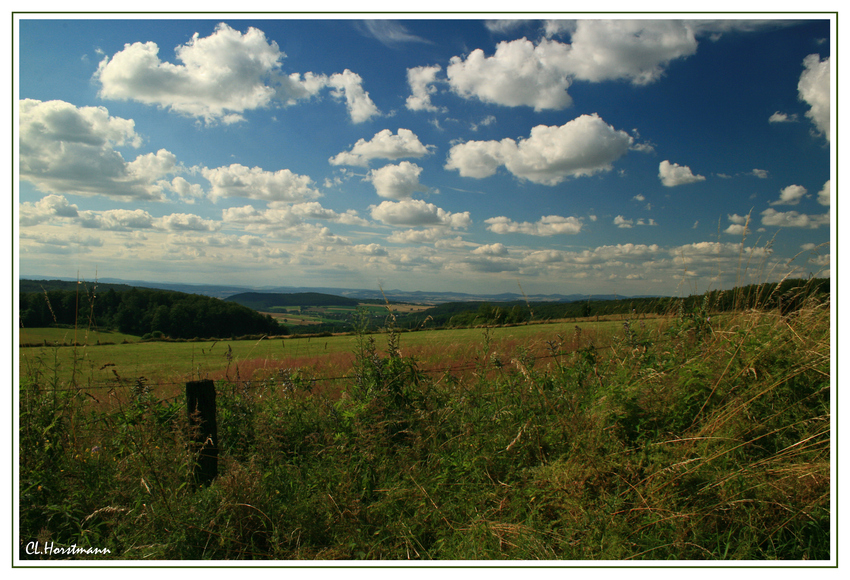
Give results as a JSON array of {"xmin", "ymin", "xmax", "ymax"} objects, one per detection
[
  {"xmin": 261, "ymin": 302, "xmax": 431, "ymax": 326},
  {"xmin": 18, "ymin": 317, "xmax": 636, "ymax": 400},
  {"xmin": 19, "ymin": 327, "xmax": 140, "ymax": 346},
  {"xmin": 17, "ymin": 294, "xmax": 831, "ymax": 561}
]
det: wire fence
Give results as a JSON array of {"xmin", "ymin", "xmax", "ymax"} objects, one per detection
[{"xmin": 17, "ymin": 327, "xmax": 679, "ymax": 396}]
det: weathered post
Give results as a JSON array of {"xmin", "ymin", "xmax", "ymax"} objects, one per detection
[{"xmin": 186, "ymin": 379, "xmax": 218, "ymax": 486}]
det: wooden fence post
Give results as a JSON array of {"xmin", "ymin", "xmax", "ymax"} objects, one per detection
[{"xmin": 186, "ymin": 379, "xmax": 218, "ymax": 486}]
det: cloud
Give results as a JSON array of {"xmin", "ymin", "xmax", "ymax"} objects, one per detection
[
  {"xmin": 154, "ymin": 213, "xmax": 220, "ymax": 231},
  {"xmin": 370, "ymin": 199, "xmax": 471, "ymax": 228},
  {"xmin": 326, "ymin": 69, "xmax": 380, "ymax": 124},
  {"xmin": 353, "ymin": 243, "xmax": 389, "ymax": 257},
  {"xmin": 445, "ymin": 22, "xmax": 700, "ymax": 111},
  {"xmin": 770, "ymin": 184, "xmax": 807, "ymax": 206},
  {"xmin": 94, "ymin": 22, "xmax": 379, "ymax": 125},
  {"xmin": 167, "ymin": 176, "xmax": 206, "ymax": 202},
  {"xmin": 19, "ymin": 194, "xmax": 80, "ymax": 226},
  {"xmin": 472, "ymin": 243, "xmax": 508, "ymax": 256},
  {"xmin": 658, "ymin": 160, "xmax": 705, "ymax": 187},
  {"xmin": 724, "ymin": 224, "xmax": 749, "ymax": 236},
  {"xmin": 329, "ymin": 129, "xmax": 432, "ymax": 167},
  {"xmin": 484, "ymin": 20, "xmax": 533, "ymax": 34},
  {"xmin": 286, "ymin": 201, "xmax": 369, "ymax": 226},
  {"xmin": 798, "ymin": 54, "xmax": 830, "ymax": 141},
  {"xmin": 768, "ymin": 111, "xmax": 797, "ymax": 123},
  {"xmin": 406, "ymin": 65, "xmax": 444, "ymax": 112},
  {"xmin": 94, "ymin": 23, "xmax": 281, "ymax": 124},
  {"xmin": 817, "ymin": 180, "xmax": 831, "ymax": 206},
  {"xmin": 358, "ymin": 20, "xmax": 432, "ymax": 47},
  {"xmin": 446, "ymin": 37, "xmax": 574, "ymax": 111},
  {"xmin": 19, "ymin": 99, "xmax": 175, "ymax": 201},
  {"xmin": 77, "ymin": 208, "xmax": 155, "ymax": 230},
  {"xmin": 71, "ymin": 208, "xmax": 216, "ymax": 233},
  {"xmin": 446, "ymin": 114, "xmax": 632, "ymax": 185},
  {"xmin": 485, "ymin": 215, "xmax": 583, "ymax": 236},
  {"xmin": 760, "ymin": 208, "xmax": 829, "ymax": 229},
  {"xmin": 222, "ymin": 202, "xmax": 366, "ymax": 228},
  {"xmin": 750, "ymin": 168, "xmax": 769, "ymax": 179},
  {"xmin": 470, "ymin": 115, "xmax": 497, "ymax": 131},
  {"xmin": 366, "ymin": 162, "xmax": 428, "ymax": 200},
  {"xmin": 671, "ymin": 241, "xmax": 771, "ymax": 262},
  {"xmin": 21, "ymin": 231, "xmax": 104, "ymax": 253},
  {"xmin": 556, "ymin": 20, "xmax": 698, "ymax": 85},
  {"xmin": 613, "ymin": 215, "xmax": 633, "ymax": 229},
  {"xmin": 221, "ymin": 204, "xmax": 354, "ymax": 245},
  {"xmin": 724, "ymin": 213, "xmax": 751, "ymax": 236},
  {"xmin": 386, "ymin": 227, "xmax": 454, "ymax": 244},
  {"xmin": 202, "ymin": 164, "xmax": 321, "ymax": 203},
  {"xmin": 614, "ymin": 215, "xmax": 657, "ymax": 229}
]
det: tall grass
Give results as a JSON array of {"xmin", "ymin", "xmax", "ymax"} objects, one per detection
[{"xmin": 17, "ymin": 282, "xmax": 830, "ymax": 561}]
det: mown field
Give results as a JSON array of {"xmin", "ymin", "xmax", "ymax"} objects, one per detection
[{"xmin": 17, "ymin": 292, "xmax": 831, "ymax": 561}]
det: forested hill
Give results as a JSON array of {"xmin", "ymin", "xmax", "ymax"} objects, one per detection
[
  {"xmin": 19, "ymin": 283, "xmax": 286, "ymax": 339},
  {"xmin": 225, "ymin": 292, "xmax": 360, "ymax": 310},
  {"xmin": 398, "ymin": 277, "xmax": 830, "ymax": 329}
]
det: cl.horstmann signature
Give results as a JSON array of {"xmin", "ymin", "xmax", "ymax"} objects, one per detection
[{"xmin": 24, "ymin": 541, "xmax": 111, "ymax": 556}]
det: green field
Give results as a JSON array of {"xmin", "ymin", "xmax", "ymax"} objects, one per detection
[
  {"xmin": 262, "ymin": 303, "xmax": 429, "ymax": 327},
  {"xmin": 19, "ymin": 327, "xmax": 140, "ymax": 346},
  {"xmin": 18, "ymin": 317, "xmax": 634, "ymax": 394}
]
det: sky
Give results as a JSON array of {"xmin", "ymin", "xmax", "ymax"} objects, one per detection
[{"xmin": 14, "ymin": 14, "xmax": 834, "ymax": 297}]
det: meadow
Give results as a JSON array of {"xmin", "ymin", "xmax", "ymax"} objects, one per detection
[
  {"xmin": 17, "ymin": 288, "xmax": 831, "ymax": 561},
  {"xmin": 19, "ymin": 316, "xmax": 642, "ymax": 397}
]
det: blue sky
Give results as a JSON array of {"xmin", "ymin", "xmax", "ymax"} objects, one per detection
[{"xmin": 15, "ymin": 15, "xmax": 833, "ymax": 296}]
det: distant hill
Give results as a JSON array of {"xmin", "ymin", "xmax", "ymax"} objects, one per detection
[
  {"xmin": 225, "ymin": 292, "xmax": 360, "ymax": 310},
  {"xmin": 19, "ymin": 278, "xmax": 136, "ymax": 294},
  {"xmin": 19, "ymin": 275, "xmax": 663, "ymax": 304}
]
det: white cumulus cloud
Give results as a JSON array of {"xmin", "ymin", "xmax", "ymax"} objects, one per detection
[
  {"xmin": 446, "ymin": 114, "xmax": 632, "ymax": 185},
  {"xmin": 94, "ymin": 22, "xmax": 379, "ymax": 125},
  {"xmin": 154, "ymin": 213, "xmax": 220, "ymax": 231},
  {"xmin": 77, "ymin": 208, "xmax": 156, "ymax": 230},
  {"xmin": 798, "ymin": 54, "xmax": 830, "ymax": 141},
  {"xmin": 485, "ymin": 215, "xmax": 583, "ymax": 236},
  {"xmin": 202, "ymin": 164, "xmax": 321, "ymax": 203},
  {"xmin": 19, "ymin": 99, "xmax": 174, "ymax": 201},
  {"xmin": 770, "ymin": 184, "xmax": 807, "ymax": 206},
  {"xmin": 658, "ymin": 160, "xmax": 706, "ymax": 187},
  {"xmin": 559, "ymin": 20, "xmax": 698, "ymax": 85},
  {"xmin": 446, "ymin": 37, "xmax": 574, "ymax": 111},
  {"xmin": 406, "ymin": 65, "xmax": 444, "ymax": 112},
  {"xmin": 366, "ymin": 162, "xmax": 428, "ymax": 200},
  {"xmin": 724, "ymin": 214, "xmax": 751, "ymax": 236},
  {"xmin": 817, "ymin": 180, "xmax": 831, "ymax": 206},
  {"xmin": 760, "ymin": 208, "xmax": 829, "ymax": 229},
  {"xmin": 329, "ymin": 128, "xmax": 432, "ymax": 167},
  {"xmin": 370, "ymin": 199, "xmax": 471, "ymax": 228},
  {"xmin": 472, "ymin": 243, "xmax": 508, "ymax": 256},
  {"xmin": 326, "ymin": 69, "xmax": 380, "ymax": 124},
  {"xmin": 444, "ymin": 22, "xmax": 699, "ymax": 112}
]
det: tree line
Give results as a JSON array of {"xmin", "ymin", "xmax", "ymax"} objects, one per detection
[
  {"xmin": 19, "ymin": 285, "xmax": 286, "ymax": 339},
  {"xmin": 394, "ymin": 277, "xmax": 830, "ymax": 329}
]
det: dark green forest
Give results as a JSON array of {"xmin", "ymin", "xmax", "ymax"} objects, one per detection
[{"xmin": 19, "ymin": 284, "xmax": 285, "ymax": 340}]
